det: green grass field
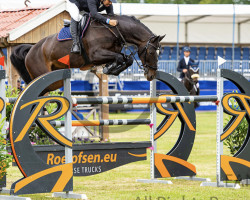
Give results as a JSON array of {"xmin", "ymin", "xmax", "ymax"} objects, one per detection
[{"xmin": 2, "ymin": 112, "xmax": 250, "ymax": 200}]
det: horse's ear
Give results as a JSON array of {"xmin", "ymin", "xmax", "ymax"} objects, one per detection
[
  {"xmin": 159, "ymin": 35, "xmax": 165, "ymax": 42},
  {"xmin": 152, "ymin": 35, "xmax": 165, "ymax": 43},
  {"xmin": 152, "ymin": 35, "xmax": 160, "ymax": 43}
]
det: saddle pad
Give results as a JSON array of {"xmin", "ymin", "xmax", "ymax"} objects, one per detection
[
  {"xmin": 57, "ymin": 27, "xmax": 72, "ymax": 41},
  {"xmin": 57, "ymin": 14, "xmax": 91, "ymax": 42}
]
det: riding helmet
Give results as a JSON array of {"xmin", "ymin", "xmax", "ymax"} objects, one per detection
[{"xmin": 183, "ymin": 46, "xmax": 191, "ymax": 52}]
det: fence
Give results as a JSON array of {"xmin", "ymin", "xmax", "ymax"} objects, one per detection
[{"xmin": 70, "ymin": 60, "xmax": 250, "ymax": 82}]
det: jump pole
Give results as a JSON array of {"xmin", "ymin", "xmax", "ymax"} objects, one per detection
[
  {"xmin": 30, "ymin": 119, "xmax": 151, "ymax": 128},
  {"xmin": 72, "ymin": 96, "xmax": 218, "ymax": 105}
]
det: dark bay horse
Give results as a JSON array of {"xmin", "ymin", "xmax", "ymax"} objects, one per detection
[
  {"xmin": 10, "ymin": 15, "xmax": 164, "ymax": 93},
  {"xmin": 182, "ymin": 62, "xmax": 200, "ymax": 108}
]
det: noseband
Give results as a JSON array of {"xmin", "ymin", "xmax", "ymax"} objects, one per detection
[{"xmin": 185, "ymin": 68, "xmax": 199, "ymax": 85}]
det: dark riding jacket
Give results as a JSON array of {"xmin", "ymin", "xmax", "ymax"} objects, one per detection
[
  {"xmin": 177, "ymin": 57, "xmax": 194, "ymax": 78},
  {"xmin": 69, "ymin": 0, "xmax": 114, "ymax": 24}
]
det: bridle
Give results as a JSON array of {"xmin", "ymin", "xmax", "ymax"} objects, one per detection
[{"xmin": 137, "ymin": 35, "xmax": 161, "ymax": 73}]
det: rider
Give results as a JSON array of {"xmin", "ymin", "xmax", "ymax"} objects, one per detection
[
  {"xmin": 67, "ymin": 0, "xmax": 118, "ymax": 54},
  {"xmin": 177, "ymin": 46, "xmax": 194, "ymax": 80}
]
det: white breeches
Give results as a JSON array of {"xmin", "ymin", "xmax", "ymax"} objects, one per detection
[{"xmin": 67, "ymin": 1, "xmax": 84, "ymax": 22}]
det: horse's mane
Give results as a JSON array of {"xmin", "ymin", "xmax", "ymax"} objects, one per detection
[
  {"xmin": 100, "ymin": 14, "xmax": 154, "ymax": 35},
  {"xmin": 119, "ymin": 15, "xmax": 154, "ymax": 35}
]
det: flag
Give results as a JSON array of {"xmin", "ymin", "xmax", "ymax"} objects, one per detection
[
  {"xmin": 58, "ymin": 55, "xmax": 70, "ymax": 67},
  {"xmin": 0, "ymin": 56, "xmax": 4, "ymax": 67}
]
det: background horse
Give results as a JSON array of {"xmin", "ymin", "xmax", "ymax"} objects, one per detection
[
  {"xmin": 182, "ymin": 61, "xmax": 200, "ymax": 108},
  {"xmin": 10, "ymin": 15, "xmax": 164, "ymax": 94}
]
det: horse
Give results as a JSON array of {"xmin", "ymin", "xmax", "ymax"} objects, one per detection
[
  {"xmin": 10, "ymin": 15, "xmax": 165, "ymax": 94},
  {"xmin": 182, "ymin": 61, "xmax": 200, "ymax": 108}
]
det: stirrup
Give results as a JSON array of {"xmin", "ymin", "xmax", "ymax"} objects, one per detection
[{"xmin": 71, "ymin": 43, "xmax": 81, "ymax": 54}]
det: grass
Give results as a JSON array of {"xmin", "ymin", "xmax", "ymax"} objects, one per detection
[{"xmin": 2, "ymin": 112, "xmax": 250, "ymax": 200}]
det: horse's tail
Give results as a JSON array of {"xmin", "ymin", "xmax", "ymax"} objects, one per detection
[{"xmin": 10, "ymin": 44, "xmax": 33, "ymax": 84}]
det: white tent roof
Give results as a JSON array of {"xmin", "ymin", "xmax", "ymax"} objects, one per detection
[
  {"xmin": 114, "ymin": 4, "xmax": 250, "ymax": 16},
  {"xmin": 113, "ymin": 4, "xmax": 250, "ymax": 44},
  {"xmin": 5, "ymin": 1, "xmax": 250, "ymax": 44}
]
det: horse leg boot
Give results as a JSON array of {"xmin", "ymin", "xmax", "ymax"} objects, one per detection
[
  {"xmin": 103, "ymin": 62, "xmax": 118, "ymax": 75},
  {"xmin": 103, "ymin": 54, "xmax": 126, "ymax": 75},
  {"xmin": 110, "ymin": 55, "xmax": 134, "ymax": 76},
  {"xmin": 124, "ymin": 55, "xmax": 133, "ymax": 68},
  {"xmin": 70, "ymin": 18, "xmax": 81, "ymax": 54}
]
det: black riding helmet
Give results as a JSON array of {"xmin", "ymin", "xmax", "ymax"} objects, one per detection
[{"xmin": 183, "ymin": 46, "xmax": 191, "ymax": 52}]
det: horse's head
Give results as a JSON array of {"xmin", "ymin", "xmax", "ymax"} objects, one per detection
[
  {"xmin": 188, "ymin": 61, "xmax": 200, "ymax": 83},
  {"xmin": 139, "ymin": 35, "xmax": 165, "ymax": 81}
]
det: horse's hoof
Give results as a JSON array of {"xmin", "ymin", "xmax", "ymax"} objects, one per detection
[
  {"xmin": 125, "ymin": 56, "xmax": 134, "ymax": 67},
  {"xmin": 103, "ymin": 67, "xmax": 110, "ymax": 75}
]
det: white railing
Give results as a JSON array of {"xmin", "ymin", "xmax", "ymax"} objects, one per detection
[{"xmin": 71, "ymin": 60, "xmax": 250, "ymax": 82}]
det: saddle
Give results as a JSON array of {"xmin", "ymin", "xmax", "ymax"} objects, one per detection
[{"xmin": 57, "ymin": 14, "xmax": 91, "ymax": 41}]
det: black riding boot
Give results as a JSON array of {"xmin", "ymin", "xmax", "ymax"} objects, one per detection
[{"xmin": 70, "ymin": 18, "xmax": 81, "ymax": 54}]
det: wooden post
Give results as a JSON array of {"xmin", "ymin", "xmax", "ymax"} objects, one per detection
[
  {"xmin": 99, "ymin": 74, "xmax": 109, "ymax": 140},
  {"xmin": 7, "ymin": 46, "xmax": 19, "ymax": 88}
]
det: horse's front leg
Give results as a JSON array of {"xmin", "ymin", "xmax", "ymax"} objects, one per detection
[
  {"xmin": 104, "ymin": 53, "xmax": 134, "ymax": 76},
  {"xmin": 121, "ymin": 53, "xmax": 134, "ymax": 68},
  {"xmin": 103, "ymin": 54, "xmax": 134, "ymax": 76},
  {"xmin": 90, "ymin": 49, "xmax": 129, "ymax": 76}
]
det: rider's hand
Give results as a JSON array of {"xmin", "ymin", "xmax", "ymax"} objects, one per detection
[
  {"xmin": 109, "ymin": 20, "xmax": 118, "ymax": 26},
  {"xmin": 183, "ymin": 69, "xmax": 188, "ymax": 73}
]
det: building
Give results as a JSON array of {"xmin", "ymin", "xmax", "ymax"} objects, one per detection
[{"xmin": 0, "ymin": 0, "xmax": 70, "ymax": 87}]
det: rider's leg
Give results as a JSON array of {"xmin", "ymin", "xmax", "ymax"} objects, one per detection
[
  {"xmin": 70, "ymin": 18, "xmax": 81, "ymax": 54},
  {"xmin": 67, "ymin": 1, "xmax": 82, "ymax": 54}
]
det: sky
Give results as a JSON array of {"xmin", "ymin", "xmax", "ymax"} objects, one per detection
[{"xmin": 0, "ymin": 0, "xmax": 62, "ymax": 10}]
